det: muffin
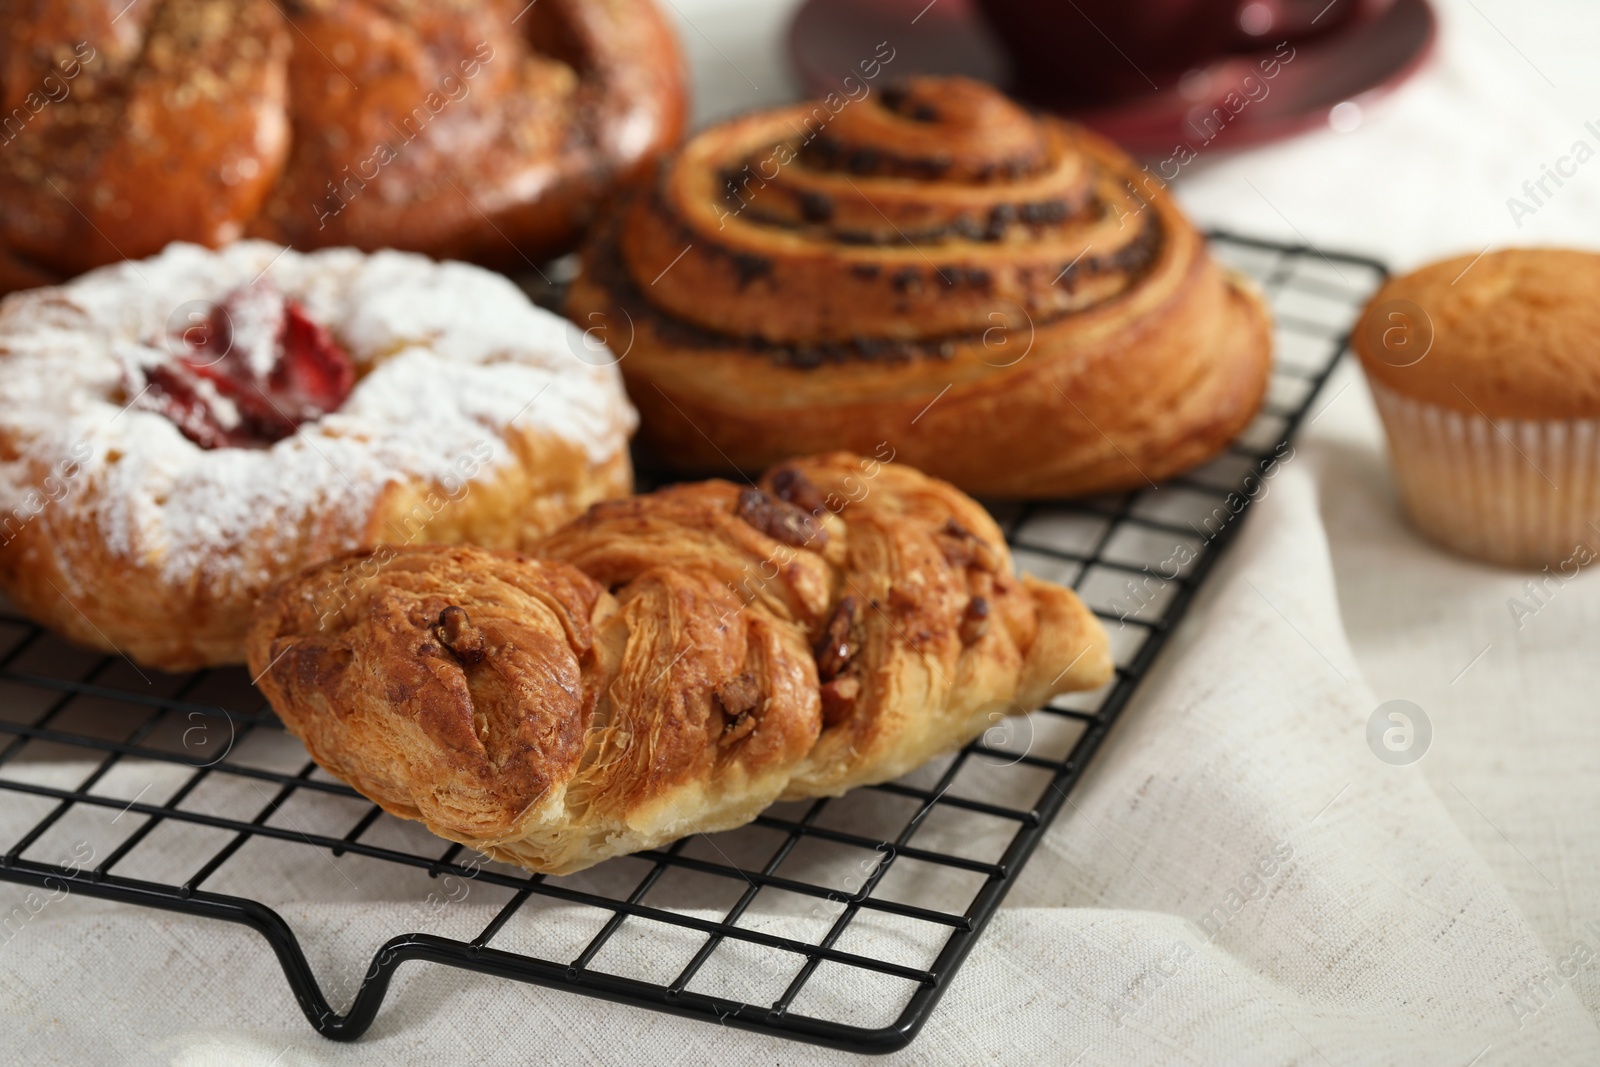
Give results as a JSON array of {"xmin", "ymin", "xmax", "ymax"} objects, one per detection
[{"xmin": 1352, "ymin": 248, "xmax": 1600, "ymax": 567}]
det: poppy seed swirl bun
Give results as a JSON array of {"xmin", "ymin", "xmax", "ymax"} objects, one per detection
[{"xmin": 568, "ymin": 76, "xmax": 1272, "ymax": 497}]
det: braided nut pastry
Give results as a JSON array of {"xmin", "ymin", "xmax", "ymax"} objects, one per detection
[
  {"xmin": 247, "ymin": 453, "xmax": 1112, "ymax": 874},
  {"xmin": 568, "ymin": 76, "xmax": 1271, "ymax": 498},
  {"xmin": 0, "ymin": 0, "xmax": 686, "ymax": 294}
]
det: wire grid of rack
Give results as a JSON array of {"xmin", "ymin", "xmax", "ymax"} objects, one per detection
[{"xmin": 0, "ymin": 233, "xmax": 1385, "ymax": 1055}]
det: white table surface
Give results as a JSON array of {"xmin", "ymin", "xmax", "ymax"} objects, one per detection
[{"xmin": 7, "ymin": 2, "xmax": 1600, "ymax": 1064}]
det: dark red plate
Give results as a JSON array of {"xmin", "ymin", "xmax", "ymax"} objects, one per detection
[{"xmin": 787, "ymin": 0, "xmax": 1437, "ymax": 156}]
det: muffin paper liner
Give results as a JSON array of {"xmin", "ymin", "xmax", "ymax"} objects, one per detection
[{"xmin": 1367, "ymin": 376, "xmax": 1600, "ymax": 568}]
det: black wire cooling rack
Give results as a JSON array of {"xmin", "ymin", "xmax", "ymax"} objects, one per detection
[{"xmin": 0, "ymin": 233, "xmax": 1385, "ymax": 1055}]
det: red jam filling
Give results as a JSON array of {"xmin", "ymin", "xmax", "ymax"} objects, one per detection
[{"xmin": 131, "ymin": 282, "xmax": 356, "ymax": 449}]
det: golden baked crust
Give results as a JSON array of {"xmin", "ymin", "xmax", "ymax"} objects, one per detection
[
  {"xmin": 2, "ymin": 443, "xmax": 631, "ymax": 673},
  {"xmin": 567, "ymin": 77, "xmax": 1272, "ymax": 498},
  {"xmin": 1353, "ymin": 248, "xmax": 1600, "ymax": 420},
  {"xmin": 0, "ymin": 0, "xmax": 686, "ymax": 292},
  {"xmin": 0, "ymin": 242, "xmax": 637, "ymax": 671},
  {"xmin": 247, "ymin": 453, "xmax": 1113, "ymax": 874}
]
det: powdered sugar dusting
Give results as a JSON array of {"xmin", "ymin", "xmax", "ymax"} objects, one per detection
[
  {"xmin": 223, "ymin": 279, "xmax": 288, "ymax": 381},
  {"xmin": 0, "ymin": 241, "xmax": 636, "ymax": 596}
]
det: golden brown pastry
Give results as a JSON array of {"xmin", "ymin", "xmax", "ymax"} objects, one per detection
[
  {"xmin": 247, "ymin": 453, "xmax": 1112, "ymax": 874},
  {"xmin": 568, "ymin": 76, "xmax": 1271, "ymax": 498},
  {"xmin": 0, "ymin": 0, "xmax": 686, "ymax": 294},
  {"xmin": 1352, "ymin": 248, "xmax": 1600, "ymax": 567},
  {"xmin": 0, "ymin": 241, "xmax": 636, "ymax": 671}
]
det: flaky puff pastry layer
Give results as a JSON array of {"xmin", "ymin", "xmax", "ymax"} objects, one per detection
[{"xmin": 247, "ymin": 453, "xmax": 1112, "ymax": 874}]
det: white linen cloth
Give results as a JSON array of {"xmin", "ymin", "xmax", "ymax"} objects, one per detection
[{"xmin": 6, "ymin": 1, "xmax": 1600, "ymax": 1063}]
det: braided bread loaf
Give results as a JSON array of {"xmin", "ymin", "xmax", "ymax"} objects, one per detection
[
  {"xmin": 247, "ymin": 453, "xmax": 1111, "ymax": 874},
  {"xmin": 0, "ymin": 0, "xmax": 685, "ymax": 294},
  {"xmin": 568, "ymin": 76, "xmax": 1271, "ymax": 498}
]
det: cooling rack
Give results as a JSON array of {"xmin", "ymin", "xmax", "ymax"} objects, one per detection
[{"xmin": 0, "ymin": 233, "xmax": 1385, "ymax": 1055}]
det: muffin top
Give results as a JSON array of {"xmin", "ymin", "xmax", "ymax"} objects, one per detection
[{"xmin": 1353, "ymin": 248, "xmax": 1600, "ymax": 420}]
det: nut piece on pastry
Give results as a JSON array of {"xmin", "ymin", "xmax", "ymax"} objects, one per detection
[
  {"xmin": 0, "ymin": 241, "xmax": 637, "ymax": 671},
  {"xmin": 568, "ymin": 76, "xmax": 1272, "ymax": 498},
  {"xmin": 0, "ymin": 0, "xmax": 686, "ymax": 294},
  {"xmin": 247, "ymin": 453, "xmax": 1113, "ymax": 875}
]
